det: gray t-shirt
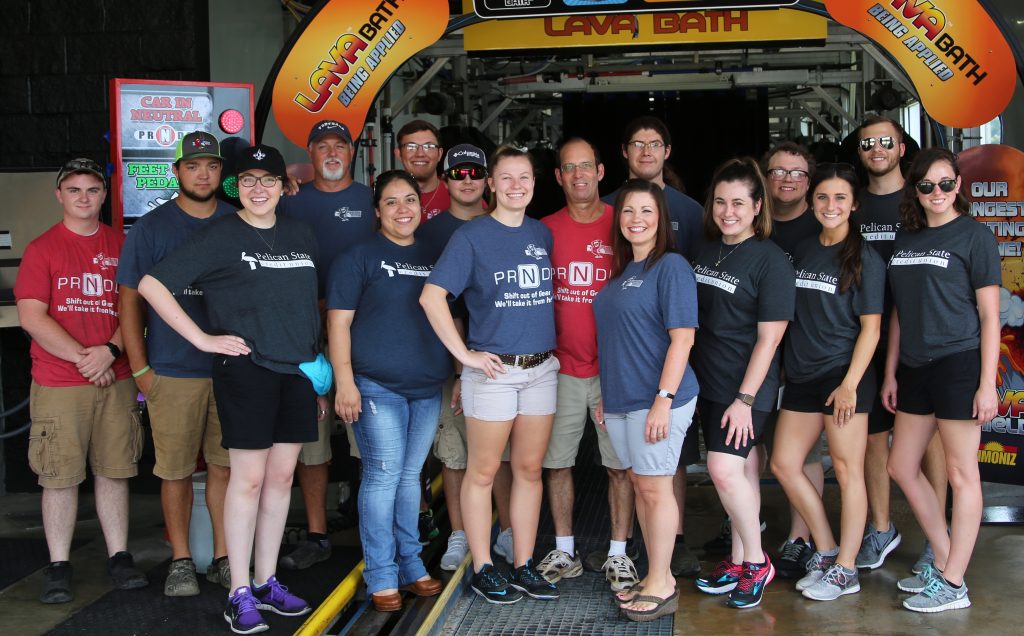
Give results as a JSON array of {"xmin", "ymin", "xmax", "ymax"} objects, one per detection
[
  {"xmin": 771, "ymin": 210, "xmax": 822, "ymax": 262},
  {"xmin": 785, "ymin": 238, "xmax": 886, "ymax": 382},
  {"xmin": 856, "ymin": 190, "xmax": 902, "ymax": 263},
  {"xmin": 691, "ymin": 237, "xmax": 795, "ymax": 410},
  {"xmin": 889, "ymin": 216, "xmax": 1001, "ymax": 367}
]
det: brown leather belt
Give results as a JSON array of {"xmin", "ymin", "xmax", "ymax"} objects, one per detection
[{"xmin": 495, "ymin": 351, "xmax": 552, "ymax": 369}]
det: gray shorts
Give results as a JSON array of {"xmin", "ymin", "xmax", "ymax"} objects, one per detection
[
  {"xmin": 605, "ymin": 397, "xmax": 697, "ymax": 476},
  {"xmin": 543, "ymin": 373, "xmax": 623, "ymax": 470},
  {"xmin": 461, "ymin": 355, "xmax": 559, "ymax": 422}
]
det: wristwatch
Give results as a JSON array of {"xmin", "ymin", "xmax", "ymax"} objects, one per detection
[
  {"xmin": 656, "ymin": 389, "xmax": 675, "ymax": 400},
  {"xmin": 105, "ymin": 342, "xmax": 122, "ymax": 359},
  {"xmin": 736, "ymin": 392, "xmax": 755, "ymax": 407}
]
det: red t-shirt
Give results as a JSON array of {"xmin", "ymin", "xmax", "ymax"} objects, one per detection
[
  {"xmin": 14, "ymin": 222, "xmax": 131, "ymax": 386},
  {"xmin": 541, "ymin": 204, "xmax": 615, "ymax": 378},
  {"xmin": 420, "ymin": 180, "xmax": 451, "ymax": 223}
]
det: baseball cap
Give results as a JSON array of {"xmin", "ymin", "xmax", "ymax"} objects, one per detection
[
  {"xmin": 175, "ymin": 131, "xmax": 223, "ymax": 163},
  {"xmin": 56, "ymin": 158, "xmax": 106, "ymax": 187},
  {"xmin": 307, "ymin": 120, "xmax": 354, "ymax": 146},
  {"xmin": 235, "ymin": 144, "xmax": 287, "ymax": 178},
  {"xmin": 443, "ymin": 144, "xmax": 487, "ymax": 170}
]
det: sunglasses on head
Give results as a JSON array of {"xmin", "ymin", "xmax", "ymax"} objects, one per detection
[
  {"xmin": 915, "ymin": 178, "xmax": 957, "ymax": 194},
  {"xmin": 859, "ymin": 136, "xmax": 895, "ymax": 151},
  {"xmin": 446, "ymin": 166, "xmax": 487, "ymax": 180}
]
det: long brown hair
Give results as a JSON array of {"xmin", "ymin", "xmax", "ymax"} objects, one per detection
[
  {"xmin": 610, "ymin": 179, "xmax": 674, "ymax": 279},
  {"xmin": 899, "ymin": 147, "xmax": 969, "ymax": 232},
  {"xmin": 808, "ymin": 163, "xmax": 863, "ymax": 294},
  {"xmin": 703, "ymin": 157, "xmax": 774, "ymax": 241}
]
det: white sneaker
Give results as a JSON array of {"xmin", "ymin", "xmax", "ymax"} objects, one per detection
[
  {"xmin": 604, "ymin": 554, "xmax": 639, "ymax": 592},
  {"xmin": 493, "ymin": 528, "xmax": 514, "ymax": 565},
  {"xmin": 440, "ymin": 530, "xmax": 468, "ymax": 571},
  {"xmin": 536, "ymin": 549, "xmax": 583, "ymax": 583}
]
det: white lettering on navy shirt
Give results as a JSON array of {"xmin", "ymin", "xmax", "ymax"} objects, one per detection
[
  {"xmin": 380, "ymin": 260, "xmax": 431, "ymax": 278},
  {"xmin": 890, "ymin": 249, "xmax": 950, "ymax": 269},
  {"xmin": 240, "ymin": 251, "xmax": 315, "ymax": 271},
  {"xmin": 794, "ymin": 268, "xmax": 838, "ymax": 295}
]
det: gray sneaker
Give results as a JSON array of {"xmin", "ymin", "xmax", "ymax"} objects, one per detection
[
  {"xmin": 911, "ymin": 540, "xmax": 934, "ymax": 575},
  {"xmin": 440, "ymin": 530, "xmax": 469, "ymax": 571},
  {"xmin": 536, "ymin": 549, "xmax": 583, "ymax": 583},
  {"xmin": 493, "ymin": 528, "xmax": 514, "ymax": 565},
  {"xmin": 855, "ymin": 523, "xmax": 901, "ymax": 569},
  {"xmin": 279, "ymin": 539, "xmax": 331, "ymax": 570},
  {"xmin": 164, "ymin": 559, "xmax": 200, "ymax": 597},
  {"xmin": 206, "ymin": 556, "xmax": 231, "ymax": 589},
  {"xmin": 796, "ymin": 551, "xmax": 836, "ymax": 591},
  {"xmin": 897, "ymin": 562, "xmax": 939, "ymax": 593},
  {"xmin": 903, "ymin": 576, "xmax": 970, "ymax": 613},
  {"xmin": 802, "ymin": 563, "xmax": 860, "ymax": 601},
  {"xmin": 603, "ymin": 554, "xmax": 639, "ymax": 592}
]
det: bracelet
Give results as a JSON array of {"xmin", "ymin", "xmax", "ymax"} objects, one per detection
[
  {"xmin": 132, "ymin": 365, "xmax": 151, "ymax": 379},
  {"xmin": 106, "ymin": 342, "xmax": 122, "ymax": 359}
]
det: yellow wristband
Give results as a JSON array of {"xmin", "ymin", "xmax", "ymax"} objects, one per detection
[{"xmin": 132, "ymin": 365, "xmax": 151, "ymax": 379}]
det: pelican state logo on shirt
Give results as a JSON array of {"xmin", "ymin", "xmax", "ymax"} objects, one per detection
[{"xmin": 240, "ymin": 251, "xmax": 315, "ymax": 270}]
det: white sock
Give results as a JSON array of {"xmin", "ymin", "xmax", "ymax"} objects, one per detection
[
  {"xmin": 252, "ymin": 579, "xmax": 266, "ymax": 589},
  {"xmin": 555, "ymin": 535, "xmax": 574, "ymax": 555},
  {"xmin": 608, "ymin": 540, "xmax": 627, "ymax": 557}
]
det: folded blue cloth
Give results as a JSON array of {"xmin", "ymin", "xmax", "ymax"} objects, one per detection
[{"xmin": 299, "ymin": 353, "xmax": 333, "ymax": 396}]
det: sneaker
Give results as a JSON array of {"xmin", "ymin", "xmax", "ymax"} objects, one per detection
[
  {"xmin": 164, "ymin": 558, "xmax": 200, "ymax": 597},
  {"xmin": 776, "ymin": 538, "xmax": 815, "ymax": 579},
  {"xmin": 670, "ymin": 540, "xmax": 700, "ymax": 577},
  {"xmin": 207, "ymin": 556, "xmax": 232, "ymax": 589},
  {"xmin": 911, "ymin": 540, "xmax": 934, "ymax": 575},
  {"xmin": 898, "ymin": 562, "xmax": 940, "ymax": 593},
  {"xmin": 493, "ymin": 527, "xmax": 514, "ymax": 565},
  {"xmin": 695, "ymin": 559, "xmax": 743, "ymax": 595},
  {"xmin": 509, "ymin": 558, "xmax": 560, "ymax": 600},
  {"xmin": 584, "ymin": 538, "xmax": 640, "ymax": 572},
  {"xmin": 39, "ymin": 561, "xmax": 73, "ymax": 604},
  {"xmin": 855, "ymin": 522, "xmax": 901, "ymax": 570},
  {"xmin": 108, "ymin": 551, "xmax": 148, "ymax": 590},
  {"xmin": 903, "ymin": 576, "xmax": 970, "ymax": 613},
  {"xmin": 440, "ymin": 530, "xmax": 469, "ymax": 571},
  {"xmin": 702, "ymin": 518, "xmax": 766, "ymax": 555},
  {"xmin": 279, "ymin": 538, "xmax": 331, "ymax": 571},
  {"xmin": 802, "ymin": 564, "xmax": 860, "ymax": 601},
  {"xmin": 536, "ymin": 549, "xmax": 583, "ymax": 583},
  {"xmin": 471, "ymin": 563, "xmax": 523, "ymax": 605},
  {"xmin": 253, "ymin": 575, "xmax": 311, "ymax": 616},
  {"xmin": 419, "ymin": 509, "xmax": 439, "ymax": 545},
  {"xmin": 726, "ymin": 556, "xmax": 775, "ymax": 609},
  {"xmin": 224, "ymin": 586, "xmax": 268, "ymax": 634},
  {"xmin": 604, "ymin": 554, "xmax": 639, "ymax": 592},
  {"xmin": 796, "ymin": 551, "xmax": 836, "ymax": 592}
]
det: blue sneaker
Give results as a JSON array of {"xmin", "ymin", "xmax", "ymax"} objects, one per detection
[
  {"xmin": 471, "ymin": 563, "xmax": 523, "ymax": 605},
  {"xmin": 224, "ymin": 587, "xmax": 268, "ymax": 634},
  {"xmin": 252, "ymin": 576, "xmax": 311, "ymax": 616},
  {"xmin": 726, "ymin": 555, "xmax": 775, "ymax": 609},
  {"xmin": 696, "ymin": 559, "xmax": 743, "ymax": 595}
]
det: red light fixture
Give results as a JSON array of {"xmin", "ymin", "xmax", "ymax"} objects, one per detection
[{"xmin": 219, "ymin": 109, "xmax": 244, "ymax": 134}]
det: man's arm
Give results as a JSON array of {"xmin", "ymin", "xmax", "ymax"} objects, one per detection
[
  {"xmin": 17, "ymin": 298, "xmax": 86, "ymax": 364},
  {"xmin": 119, "ymin": 285, "xmax": 153, "ymax": 392}
]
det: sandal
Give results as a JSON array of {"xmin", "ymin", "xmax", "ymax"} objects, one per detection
[
  {"xmin": 621, "ymin": 590, "xmax": 679, "ymax": 622},
  {"xmin": 614, "ymin": 583, "xmax": 644, "ymax": 605}
]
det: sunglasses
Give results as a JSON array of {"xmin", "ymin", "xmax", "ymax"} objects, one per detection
[
  {"xmin": 859, "ymin": 136, "xmax": 895, "ymax": 151},
  {"xmin": 915, "ymin": 178, "xmax": 957, "ymax": 194},
  {"xmin": 446, "ymin": 166, "xmax": 487, "ymax": 180}
]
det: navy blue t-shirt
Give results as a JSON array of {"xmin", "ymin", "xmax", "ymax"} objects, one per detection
[
  {"xmin": 428, "ymin": 215, "xmax": 555, "ymax": 355},
  {"xmin": 416, "ymin": 210, "xmax": 468, "ymax": 262},
  {"xmin": 604, "ymin": 184, "xmax": 703, "ymax": 261},
  {"xmin": 593, "ymin": 253, "xmax": 700, "ymax": 413},
  {"xmin": 327, "ymin": 234, "xmax": 450, "ymax": 399},
  {"xmin": 116, "ymin": 199, "xmax": 234, "ymax": 378}
]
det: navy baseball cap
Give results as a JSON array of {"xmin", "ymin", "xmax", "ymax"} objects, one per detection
[
  {"xmin": 307, "ymin": 120, "xmax": 354, "ymax": 146},
  {"xmin": 444, "ymin": 144, "xmax": 487, "ymax": 170}
]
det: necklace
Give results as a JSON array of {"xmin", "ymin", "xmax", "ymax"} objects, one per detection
[
  {"xmin": 716, "ymin": 239, "xmax": 744, "ymax": 266},
  {"xmin": 249, "ymin": 223, "xmax": 277, "ymax": 251},
  {"xmin": 421, "ymin": 184, "xmax": 441, "ymax": 216}
]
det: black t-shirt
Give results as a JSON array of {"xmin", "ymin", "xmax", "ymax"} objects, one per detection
[
  {"xmin": 771, "ymin": 210, "xmax": 822, "ymax": 262},
  {"xmin": 785, "ymin": 238, "xmax": 886, "ymax": 382},
  {"xmin": 691, "ymin": 237, "xmax": 795, "ymax": 410},
  {"xmin": 889, "ymin": 215, "xmax": 1001, "ymax": 367},
  {"xmin": 149, "ymin": 213, "xmax": 322, "ymax": 375},
  {"xmin": 855, "ymin": 190, "xmax": 901, "ymax": 263}
]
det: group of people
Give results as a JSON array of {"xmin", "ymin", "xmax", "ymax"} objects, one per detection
[{"xmin": 14, "ymin": 111, "xmax": 997, "ymax": 633}]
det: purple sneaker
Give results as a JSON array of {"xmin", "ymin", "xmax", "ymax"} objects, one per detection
[
  {"xmin": 253, "ymin": 575, "xmax": 312, "ymax": 616},
  {"xmin": 224, "ymin": 587, "xmax": 268, "ymax": 634}
]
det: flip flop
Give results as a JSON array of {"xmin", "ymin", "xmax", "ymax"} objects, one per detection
[
  {"xmin": 621, "ymin": 590, "xmax": 679, "ymax": 622},
  {"xmin": 614, "ymin": 583, "xmax": 644, "ymax": 605}
]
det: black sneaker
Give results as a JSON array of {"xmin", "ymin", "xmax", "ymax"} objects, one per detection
[
  {"xmin": 108, "ymin": 551, "xmax": 148, "ymax": 590},
  {"xmin": 471, "ymin": 563, "xmax": 523, "ymax": 604},
  {"xmin": 703, "ymin": 518, "xmax": 733, "ymax": 554},
  {"xmin": 418, "ymin": 509, "xmax": 439, "ymax": 545},
  {"xmin": 40, "ymin": 561, "xmax": 73, "ymax": 604},
  {"xmin": 726, "ymin": 556, "xmax": 775, "ymax": 609},
  {"xmin": 776, "ymin": 537, "xmax": 815, "ymax": 579},
  {"xmin": 279, "ymin": 538, "xmax": 331, "ymax": 570},
  {"xmin": 509, "ymin": 559, "xmax": 560, "ymax": 600}
]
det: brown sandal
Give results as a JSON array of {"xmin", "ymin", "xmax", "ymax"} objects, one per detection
[{"xmin": 621, "ymin": 590, "xmax": 678, "ymax": 622}]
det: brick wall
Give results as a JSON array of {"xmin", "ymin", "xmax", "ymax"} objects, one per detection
[{"xmin": 0, "ymin": 0, "xmax": 208, "ymax": 169}]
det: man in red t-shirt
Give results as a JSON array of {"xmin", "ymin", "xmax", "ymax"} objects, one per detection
[
  {"xmin": 394, "ymin": 119, "xmax": 450, "ymax": 223},
  {"xmin": 15, "ymin": 159, "xmax": 147, "ymax": 603},
  {"xmin": 534, "ymin": 138, "xmax": 637, "ymax": 592}
]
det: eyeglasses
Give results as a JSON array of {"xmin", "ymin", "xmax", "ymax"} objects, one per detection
[
  {"xmin": 767, "ymin": 168, "xmax": 809, "ymax": 181},
  {"xmin": 559, "ymin": 161, "xmax": 596, "ymax": 173},
  {"xmin": 446, "ymin": 166, "xmax": 487, "ymax": 180},
  {"xmin": 915, "ymin": 178, "xmax": 957, "ymax": 194},
  {"xmin": 401, "ymin": 142, "xmax": 439, "ymax": 152},
  {"xmin": 625, "ymin": 140, "xmax": 665, "ymax": 151},
  {"xmin": 238, "ymin": 174, "xmax": 282, "ymax": 188},
  {"xmin": 859, "ymin": 136, "xmax": 895, "ymax": 151}
]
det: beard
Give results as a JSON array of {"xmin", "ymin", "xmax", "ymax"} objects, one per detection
[
  {"xmin": 179, "ymin": 183, "xmax": 216, "ymax": 203},
  {"xmin": 320, "ymin": 160, "xmax": 346, "ymax": 181}
]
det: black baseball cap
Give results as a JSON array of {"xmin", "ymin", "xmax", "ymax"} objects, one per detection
[
  {"xmin": 236, "ymin": 144, "xmax": 287, "ymax": 178},
  {"xmin": 175, "ymin": 131, "xmax": 223, "ymax": 163},
  {"xmin": 307, "ymin": 120, "xmax": 354, "ymax": 146},
  {"xmin": 56, "ymin": 158, "xmax": 106, "ymax": 187}
]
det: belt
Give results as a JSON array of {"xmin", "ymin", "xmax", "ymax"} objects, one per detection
[{"xmin": 495, "ymin": 351, "xmax": 552, "ymax": 369}]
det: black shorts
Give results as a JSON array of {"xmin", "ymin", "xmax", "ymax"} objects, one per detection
[
  {"xmin": 698, "ymin": 398, "xmax": 770, "ymax": 459},
  {"xmin": 867, "ymin": 347, "xmax": 895, "ymax": 435},
  {"xmin": 678, "ymin": 408, "xmax": 701, "ymax": 466},
  {"xmin": 212, "ymin": 354, "xmax": 317, "ymax": 450},
  {"xmin": 896, "ymin": 348, "xmax": 980, "ymax": 421},
  {"xmin": 781, "ymin": 364, "xmax": 877, "ymax": 415}
]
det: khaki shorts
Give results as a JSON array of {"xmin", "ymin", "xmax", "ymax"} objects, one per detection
[
  {"xmin": 433, "ymin": 376, "xmax": 510, "ymax": 469},
  {"xmin": 28, "ymin": 379, "xmax": 142, "ymax": 488},
  {"xmin": 543, "ymin": 374, "xmax": 623, "ymax": 470},
  {"xmin": 300, "ymin": 413, "xmax": 336, "ymax": 465},
  {"xmin": 147, "ymin": 374, "xmax": 228, "ymax": 480}
]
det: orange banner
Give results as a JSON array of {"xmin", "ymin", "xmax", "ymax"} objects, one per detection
[
  {"xmin": 824, "ymin": 1, "xmax": 1015, "ymax": 128},
  {"xmin": 271, "ymin": 0, "xmax": 448, "ymax": 147}
]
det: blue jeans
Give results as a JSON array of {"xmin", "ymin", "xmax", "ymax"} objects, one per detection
[{"xmin": 352, "ymin": 376, "xmax": 441, "ymax": 594}]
